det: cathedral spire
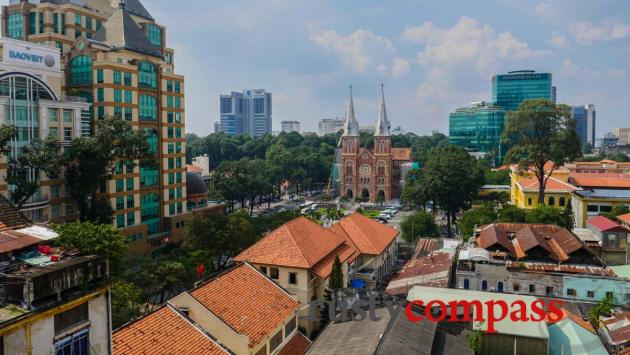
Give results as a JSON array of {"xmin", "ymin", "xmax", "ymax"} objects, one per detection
[
  {"xmin": 342, "ymin": 85, "xmax": 360, "ymax": 137},
  {"xmin": 374, "ymin": 83, "xmax": 390, "ymax": 136}
]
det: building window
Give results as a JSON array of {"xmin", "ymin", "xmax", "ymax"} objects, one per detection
[
  {"xmin": 61, "ymin": 14, "xmax": 66, "ymax": 35},
  {"xmin": 167, "ymin": 80, "xmax": 173, "ymax": 92},
  {"xmin": 587, "ymin": 205, "xmax": 599, "ymax": 213},
  {"xmin": 64, "ymin": 109, "xmax": 73, "ymax": 122},
  {"xmin": 116, "ymin": 196, "xmax": 124, "ymax": 210},
  {"xmin": 270, "ymin": 267, "xmax": 279, "ymax": 279},
  {"xmin": 289, "ymin": 272, "xmax": 297, "ymax": 285},
  {"xmin": 127, "ymin": 212, "xmax": 135, "ymax": 226},
  {"xmin": 146, "ymin": 24, "xmax": 162, "ymax": 47},
  {"xmin": 513, "ymin": 283, "xmax": 520, "ymax": 292},
  {"xmin": 254, "ymin": 97, "xmax": 265, "ymax": 114},
  {"xmin": 138, "ymin": 61, "xmax": 157, "ymax": 88},
  {"xmin": 49, "ymin": 127, "xmax": 58, "ymax": 139},
  {"xmin": 175, "ymin": 82, "xmax": 181, "ymax": 93},
  {"xmin": 587, "ymin": 290, "xmax": 595, "ymax": 298},
  {"xmin": 7, "ymin": 13, "xmax": 24, "ymax": 39},
  {"xmin": 481, "ymin": 280, "xmax": 488, "ymax": 291},
  {"xmin": 64, "ymin": 128, "xmax": 72, "ymax": 141},
  {"xmin": 140, "ymin": 165, "xmax": 159, "ymax": 188},
  {"xmin": 127, "ymin": 195, "xmax": 134, "ymax": 208},
  {"xmin": 116, "ymin": 214, "xmax": 125, "ymax": 228},
  {"xmin": 463, "ymin": 279, "xmax": 469, "ymax": 290},
  {"xmin": 559, "ymin": 197, "xmax": 566, "ymax": 207},
  {"xmin": 116, "ymin": 179, "xmax": 124, "ymax": 192},
  {"xmin": 125, "ymin": 108, "xmax": 132, "ymax": 121},
  {"xmin": 53, "ymin": 13, "xmax": 59, "ymax": 33},
  {"xmin": 49, "ymin": 109, "xmax": 58, "ymax": 122},
  {"xmin": 139, "ymin": 95, "xmax": 157, "ymax": 121},
  {"xmin": 124, "ymin": 90, "xmax": 132, "ymax": 104},
  {"xmin": 70, "ymin": 56, "xmax": 93, "ymax": 86},
  {"xmin": 529, "ymin": 284, "xmax": 536, "ymax": 293},
  {"xmin": 113, "ymin": 71, "xmax": 122, "ymax": 85},
  {"xmin": 54, "ymin": 303, "xmax": 88, "ymax": 334},
  {"xmin": 29, "ymin": 12, "xmax": 37, "ymax": 35},
  {"xmin": 124, "ymin": 72, "xmax": 132, "ymax": 86},
  {"xmin": 606, "ymin": 291, "xmax": 614, "ymax": 299},
  {"xmin": 54, "ymin": 328, "xmax": 89, "ymax": 355},
  {"xmin": 97, "ymin": 69, "xmax": 104, "ymax": 84},
  {"xmin": 285, "ymin": 316, "xmax": 296, "ymax": 335},
  {"xmin": 546, "ymin": 286, "xmax": 553, "ymax": 296},
  {"xmin": 548, "ymin": 196, "xmax": 555, "ymax": 206},
  {"xmin": 269, "ymin": 330, "xmax": 283, "ymax": 352},
  {"xmin": 260, "ymin": 266, "xmax": 267, "ymax": 275},
  {"xmin": 527, "ymin": 198, "xmax": 532, "ymax": 206},
  {"xmin": 114, "ymin": 89, "xmax": 122, "ymax": 103},
  {"xmin": 567, "ymin": 289, "xmax": 576, "ymax": 296}
]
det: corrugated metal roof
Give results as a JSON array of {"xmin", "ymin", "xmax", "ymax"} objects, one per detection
[{"xmin": 574, "ymin": 188, "xmax": 630, "ymax": 199}]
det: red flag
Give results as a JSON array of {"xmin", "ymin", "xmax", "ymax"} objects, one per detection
[{"xmin": 196, "ymin": 264, "xmax": 205, "ymax": 278}]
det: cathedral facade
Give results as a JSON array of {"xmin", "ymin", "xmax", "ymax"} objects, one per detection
[{"xmin": 339, "ymin": 86, "xmax": 412, "ymax": 203}]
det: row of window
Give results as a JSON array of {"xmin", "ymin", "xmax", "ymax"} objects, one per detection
[
  {"xmin": 51, "ymin": 203, "xmax": 75, "ymax": 219},
  {"xmin": 115, "ymin": 178, "xmax": 135, "ymax": 193},
  {"xmin": 166, "ymin": 80, "xmax": 182, "ymax": 93},
  {"xmin": 465, "ymin": 279, "xmax": 626, "ymax": 300},
  {"xmin": 71, "ymin": 57, "xmax": 158, "ymax": 89},
  {"xmin": 97, "ymin": 70, "xmax": 133, "ymax": 86},
  {"xmin": 526, "ymin": 196, "xmax": 567, "ymax": 207},
  {"xmin": 116, "ymin": 212, "xmax": 136, "ymax": 228},
  {"xmin": 259, "ymin": 266, "xmax": 298, "ymax": 285},
  {"xmin": 115, "ymin": 195, "xmax": 135, "ymax": 211},
  {"xmin": 48, "ymin": 108, "xmax": 74, "ymax": 123},
  {"xmin": 48, "ymin": 127, "xmax": 74, "ymax": 141}
]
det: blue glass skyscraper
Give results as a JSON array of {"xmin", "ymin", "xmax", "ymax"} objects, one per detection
[{"xmin": 492, "ymin": 70, "xmax": 553, "ymax": 111}]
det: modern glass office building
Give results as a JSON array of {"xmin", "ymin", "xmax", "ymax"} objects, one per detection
[
  {"xmin": 449, "ymin": 102, "xmax": 506, "ymax": 165},
  {"xmin": 492, "ymin": 70, "xmax": 553, "ymax": 111},
  {"xmin": 219, "ymin": 89, "xmax": 272, "ymax": 137},
  {"xmin": 571, "ymin": 104, "xmax": 597, "ymax": 148}
]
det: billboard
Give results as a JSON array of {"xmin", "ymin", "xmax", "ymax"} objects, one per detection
[{"xmin": 3, "ymin": 41, "xmax": 60, "ymax": 71}]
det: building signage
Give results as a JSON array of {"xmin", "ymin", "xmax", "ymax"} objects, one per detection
[
  {"xmin": 497, "ymin": 73, "xmax": 549, "ymax": 81},
  {"xmin": 3, "ymin": 43, "xmax": 60, "ymax": 71}
]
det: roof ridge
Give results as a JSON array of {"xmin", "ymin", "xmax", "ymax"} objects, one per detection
[
  {"xmin": 286, "ymin": 217, "xmax": 319, "ymax": 267},
  {"xmin": 167, "ymin": 304, "xmax": 231, "ymax": 354}
]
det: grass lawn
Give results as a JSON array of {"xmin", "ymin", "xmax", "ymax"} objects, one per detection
[{"xmin": 361, "ymin": 210, "xmax": 381, "ymax": 218}]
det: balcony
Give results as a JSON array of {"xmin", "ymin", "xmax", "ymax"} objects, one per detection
[{"xmin": 19, "ymin": 194, "xmax": 50, "ymax": 211}]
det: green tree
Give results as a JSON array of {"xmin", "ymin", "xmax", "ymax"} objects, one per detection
[
  {"xmin": 52, "ymin": 222, "xmax": 127, "ymax": 274},
  {"xmin": 400, "ymin": 211, "xmax": 440, "ymax": 242},
  {"xmin": 497, "ymin": 205, "xmax": 528, "ymax": 223},
  {"xmin": 605, "ymin": 152, "xmax": 630, "ymax": 162},
  {"xmin": 503, "ymin": 99, "xmax": 582, "ymax": 205},
  {"xmin": 415, "ymin": 145, "xmax": 485, "ymax": 235},
  {"xmin": 460, "ymin": 204, "xmax": 497, "ymax": 240},
  {"xmin": 320, "ymin": 255, "xmax": 344, "ymax": 329},
  {"xmin": 64, "ymin": 117, "xmax": 153, "ymax": 223},
  {"xmin": 145, "ymin": 261, "xmax": 187, "ymax": 304},
  {"xmin": 562, "ymin": 202, "xmax": 575, "ymax": 229},
  {"xmin": 588, "ymin": 294, "xmax": 615, "ymax": 327},
  {"xmin": 525, "ymin": 205, "xmax": 566, "ymax": 226},
  {"xmin": 111, "ymin": 280, "xmax": 144, "ymax": 328},
  {"xmin": 600, "ymin": 205, "xmax": 630, "ymax": 220},
  {"xmin": 185, "ymin": 211, "xmax": 258, "ymax": 270},
  {"xmin": 6, "ymin": 137, "xmax": 62, "ymax": 207},
  {"xmin": 0, "ymin": 124, "xmax": 17, "ymax": 156}
]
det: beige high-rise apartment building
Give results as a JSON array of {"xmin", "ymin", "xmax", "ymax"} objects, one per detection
[
  {"xmin": 615, "ymin": 128, "xmax": 630, "ymax": 146},
  {"xmin": 2, "ymin": 0, "xmax": 189, "ymax": 254}
]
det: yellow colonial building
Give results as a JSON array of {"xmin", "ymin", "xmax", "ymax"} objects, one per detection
[{"xmin": 510, "ymin": 164, "xmax": 576, "ymax": 210}]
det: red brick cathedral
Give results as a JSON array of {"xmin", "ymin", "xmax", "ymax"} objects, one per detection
[{"xmin": 339, "ymin": 86, "xmax": 412, "ymax": 202}]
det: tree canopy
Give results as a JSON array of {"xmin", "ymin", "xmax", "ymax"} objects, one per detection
[
  {"xmin": 503, "ymin": 99, "xmax": 582, "ymax": 204},
  {"xmin": 400, "ymin": 211, "xmax": 440, "ymax": 242}
]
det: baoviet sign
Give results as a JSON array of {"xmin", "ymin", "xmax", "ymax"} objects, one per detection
[{"xmin": 3, "ymin": 42, "xmax": 60, "ymax": 71}]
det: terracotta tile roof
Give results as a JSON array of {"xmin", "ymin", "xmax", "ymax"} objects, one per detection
[
  {"xmin": 311, "ymin": 243, "xmax": 355, "ymax": 279},
  {"xmin": 477, "ymin": 223, "xmax": 590, "ymax": 263},
  {"xmin": 234, "ymin": 216, "xmax": 346, "ymax": 269},
  {"xmin": 505, "ymin": 261, "xmax": 615, "ymax": 276},
  {"xmin": 618, "ymin": 213, "xmax": 630, "ymax": 224},
  {"xmin": 328, "ymin": 223, "xmax": 360, "ymax": 261},
  {"xmin": 113, "ymin": 305, "xmax": 228, "ymax": 355},
  {"xmin": 331, "ymin": 213, "xmax": 399, "ymax": 255},
  {"xmin": 570, "ymin": 174, "xmax": 630, "ymax": 188},
  {"xmin": 0, "ymin": 195, "xmax": 30, "ymax": 232},
  {"xmin": 190, "ymin": 263, "xmax": 299, "ymax": 348},
  {"xmin": 588, "ymin": 215, "xmax": 630, "ymax": 233},
  {"xmin": 391, "ymin": 147, "xmax": 412, "ymax": 161},
  {"xmin": 415, "ymin": 238, "xmax": 439, "ymax": 255},
  {"xmin": 277, "ymin": 331, "xmax": 311, "ymax": 355},
  {"xmin": 386, "ymin": 250, "xmax": 453, "ymax": 296},
  {"xmin": 518, "ymin": 176, "xmax": 576, "ymax": 192}
]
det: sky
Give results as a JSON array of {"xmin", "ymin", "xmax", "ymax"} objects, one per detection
[{"xmin": 147, "ymin": 0, "xmax": 630, "ymax": 136}]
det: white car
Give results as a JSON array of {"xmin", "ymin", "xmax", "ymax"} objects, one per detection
[{"xmin": 379, "ymin": 212, "xmax": 391, "ymax": 220}]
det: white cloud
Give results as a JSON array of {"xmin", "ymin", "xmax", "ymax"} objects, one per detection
[
  {"xmin": 308, "ymin": 27, "xmax": 396, "ymax": 73},
  {"xmin": 401, "ymin": 16, "xmax": 547, "ymax": 76},
  {"xmin": 391, "ymin": 58, "xmax": 411, "ymax": 77},
  {"xmin": 549, "ymin": 32, "xmax": 570, "ymax": 49},
  {"xmin": 560, "ymin": 58, "xmax": 580, "ymax": 76},
  {"xmin": 569, "ymin": 19, "xmax": 630, "ymax": 44}
]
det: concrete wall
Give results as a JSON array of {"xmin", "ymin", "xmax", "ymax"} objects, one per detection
[
  {"xmin": 4, "ymin": 328, "xmax": 26, "ymax": 355},
  {"xmin": 563, "ymin": 275, "xmax": 630, "ymax": 305}
]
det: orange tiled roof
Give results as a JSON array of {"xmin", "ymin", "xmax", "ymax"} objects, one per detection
[
  {"xmin": 113, "ymin": 305, "xmax": 228, "ymax": 355},
  {"xmin": 0, "ymin": 196, "xmax": 30, "ymax": 232},
  {"xmin": 570, "ymin": 174, "xmax": 630, "ymax": 188},
  {"xmin": 391, "ymin": 147, "xmax": 412, "ymax": 161},
  {"xmin": 234, "ymin": 216, "xmax": 347, "ymax": 269},
  {"xmin": 332, "ymin": 213, "xmax": 399, "ymax": 255},
  {"xmin": 546, "ymin": 309, "xmax": 595, "ymax": 334},
  {"xmin": 186, "ymin": 164, "xmax": 204, "ymax": 173},
  {"xmin": 618, "ymin": 213, "xmax": 630, "ymax": 224},
  {"xmin": 190, "ymin": 263, "xmax": 299, "ymax": 348},
  {"xmin": 311, "ymin": 242, "xmax": 355, "ymax": 279},
  {"xmin": 518, "ymin": 176, "xmax": 576, "ymax": 192},
  {"xmin": 277, "ymin": 332, "xmax": 311, "ymax": 355}
]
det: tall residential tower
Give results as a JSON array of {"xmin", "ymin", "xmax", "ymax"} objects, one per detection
[{"xmin": 2, "ymin": 0, "xmax": 188, "ymax": 254}]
